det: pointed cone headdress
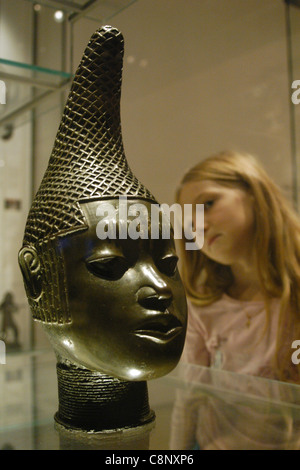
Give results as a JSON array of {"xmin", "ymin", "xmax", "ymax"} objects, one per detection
[{"xmin": 24, "ymin": 26, "xmax": 156, "ymax": 246}]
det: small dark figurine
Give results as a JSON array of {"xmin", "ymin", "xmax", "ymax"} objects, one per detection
[
  {"xmin": 0, "ymin": 291, "xmax": 20, "ymax": 349},
  {"xmin": 18, "ymin": 26, "xmax": 187, "ymax": 434}
]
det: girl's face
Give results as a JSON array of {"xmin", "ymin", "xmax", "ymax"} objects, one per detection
[{"xmin": 179, "ymin": 179, "xmax": 255, "ymax": 268}]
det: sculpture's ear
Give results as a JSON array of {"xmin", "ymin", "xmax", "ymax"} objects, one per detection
[{"xmin": 18, "ymin": 246, "xmax": 42, "ymax": 299}]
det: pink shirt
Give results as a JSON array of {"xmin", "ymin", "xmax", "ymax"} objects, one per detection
[
  {"xmin": 170, "ymin": 295, "xmax": 300, "ymax": 450},
  {"xmin": 182, "ymin": 294, "xmax": 281, "ymax": 378}
]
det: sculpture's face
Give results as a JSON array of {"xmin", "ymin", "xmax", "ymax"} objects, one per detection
[{"xmin": 43, "ymin": 199, "xmax": 187, "ymax": 381}]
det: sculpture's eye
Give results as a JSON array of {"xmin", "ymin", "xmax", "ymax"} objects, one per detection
[
  {"xmin": 86, "ymin": 257, "xmax": 129, "ymax": 280},
  {"xmin": 157, "ymin": 255, "xmax": 178, "ymax": 277}
]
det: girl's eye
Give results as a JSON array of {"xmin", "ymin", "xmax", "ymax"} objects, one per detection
[
  {"xmin": 157, "ymin": 255, "xmax": 178, "ymax": 277},
  {"xmin": 86, "ymin": 257, "xmax": 128, "ymax": 280},
  {"xmin": 204, "ymin": 200, "xmax": 214, "ymax": 210}
]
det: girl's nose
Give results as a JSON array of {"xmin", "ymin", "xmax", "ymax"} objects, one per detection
[{"xmin": 203, "ymin": 216, "xmax": 209, "ymax": 232}]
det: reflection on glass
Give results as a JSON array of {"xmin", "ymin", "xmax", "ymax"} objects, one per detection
[{"xmin": 169, "ymin": 363, "xmax": 300, "ymax": 450}]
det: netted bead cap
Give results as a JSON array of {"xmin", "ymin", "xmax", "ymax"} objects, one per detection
[{"xmin": 24, "ymin": 25, "xmax": 156, "ymax": 246}]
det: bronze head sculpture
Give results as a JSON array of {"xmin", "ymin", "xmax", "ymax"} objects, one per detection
[{"xmin": 18, "ymin": 26, "xmax": 187, "ymax": 434}]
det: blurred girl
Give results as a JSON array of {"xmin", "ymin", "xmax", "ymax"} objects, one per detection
[{"xmin": 170, "ymin": 150, "xmax": 300, "ymax": 449}]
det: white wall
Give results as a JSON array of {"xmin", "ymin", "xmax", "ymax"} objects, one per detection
[
  {"xmin": 71, "ymin": 0, "xmax": 294, "ymax": 205},
  {"xmin": 33, "ymin": 4, "xmax": 66, "ymax": 196},
  {"xmin": 0, "ymin": 0, "xmax": 33, "ymax": 348}
]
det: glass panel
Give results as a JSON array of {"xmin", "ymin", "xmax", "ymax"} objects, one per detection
[
  {"xmin": 168, "ymin": 363, "xmax": 300, "ymax": 450},
  {"xmin": 22, "ymin": 0, "xmax": 139, "ymax": 23},
  {"xmin": 80, "ymin": 0, "xmax": 139, "ymax": 23},
  {"xmin": 0, "ymin": 0, "xmax": 139, "ymax": 127},
  {"xmin": 0, "ymin": 0, "xmax": 71, "ymax": 129},
  {"xmin": 0, "ymin": 58, "xmax": 72, "ymax": 127},
  {"xmin": 0, "ymin": 351, "xmax": 300, "ymax": 450}
]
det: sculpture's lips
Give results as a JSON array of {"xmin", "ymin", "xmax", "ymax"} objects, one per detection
[{"xmin": 134, "ymin": 313, "xmax": 183, "ymax": 344}]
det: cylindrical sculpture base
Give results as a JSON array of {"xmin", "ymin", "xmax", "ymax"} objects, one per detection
[
  {"xmin": 54, "ymin": 362, "xmax": 155, "ymax": 433},
  {"xmin": 55, "ymin": 420, "xmax": 155, "ymax": 450}
]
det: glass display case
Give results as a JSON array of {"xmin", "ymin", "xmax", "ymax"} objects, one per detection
[
  {"xmin": 1, "ymin": 0, "xmax": 300, "ymax": 451},
  {"xmin": 0, "ymin": 349, "xmax": 300, "ymax": 450},
  {"xmin": 0, "ymin": 0, "xmax": 138, "ymax": 129}
]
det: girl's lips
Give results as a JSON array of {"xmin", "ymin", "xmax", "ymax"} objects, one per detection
[{"xmin": 208, "ymin": 234, "xmax": 221, "ymax": 246}]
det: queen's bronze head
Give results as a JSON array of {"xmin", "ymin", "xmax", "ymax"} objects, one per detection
[{"xmin": 18, "ymin": 26, "xmax": 187, "ymax": 433}]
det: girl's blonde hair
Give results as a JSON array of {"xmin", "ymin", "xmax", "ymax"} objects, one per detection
[{"xmin": 176, "ymin": 150, "xmax": 300, "ymax": 381}]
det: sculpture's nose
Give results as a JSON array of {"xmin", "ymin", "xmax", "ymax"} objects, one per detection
[{"xmin": 137, "ymin": 285, "xmax": 173, "ymax": 312}]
